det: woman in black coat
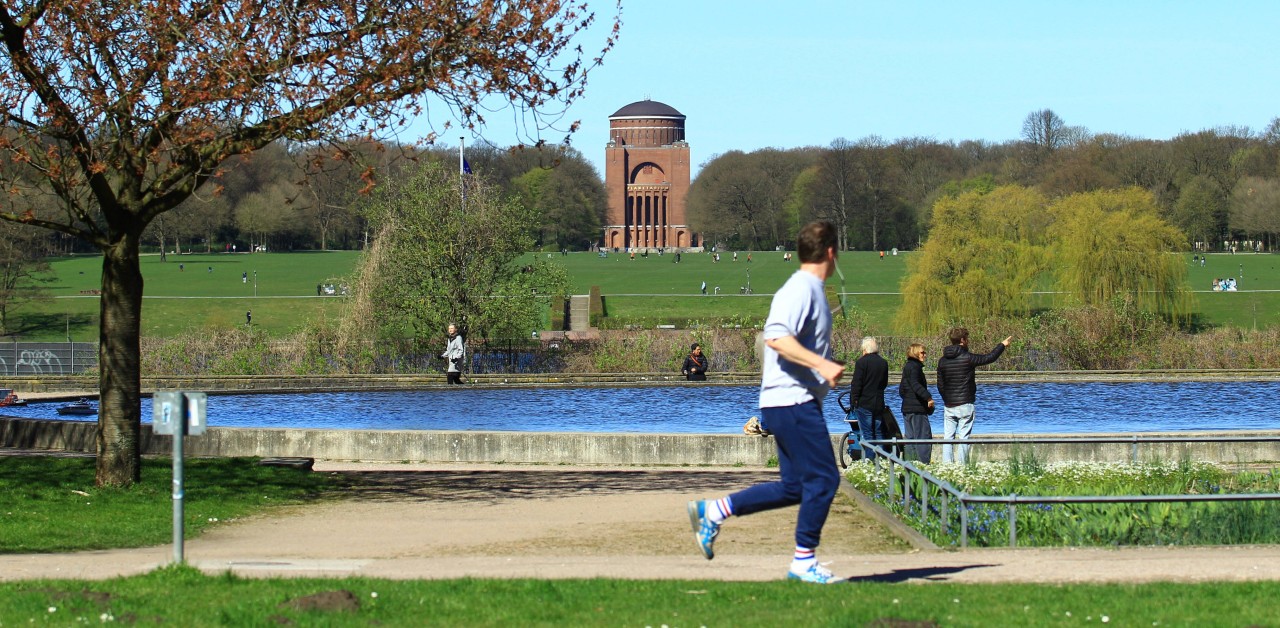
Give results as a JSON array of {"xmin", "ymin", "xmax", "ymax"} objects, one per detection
[
  {"xmin": 682, "ymin": 343, "xmax": 709, "ymax": 381},
  {"xmin": 898, "ymin": 343, "xmax": 935, "ymax": 463}
]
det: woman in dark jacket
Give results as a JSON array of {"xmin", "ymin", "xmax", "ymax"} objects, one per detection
[
  {"xmin": 682, "ymin": 343, "xmax": 709, "ymax": 381},
  {"xmin": 899, "ymin": 343, "xmax": 935, "ymax": 463}
]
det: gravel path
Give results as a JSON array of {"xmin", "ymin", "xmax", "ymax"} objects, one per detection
[{"xmin": 4, "ymin": 461, "xmax": 1280, "ymax": 584}]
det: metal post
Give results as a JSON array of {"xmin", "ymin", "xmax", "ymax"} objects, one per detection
[
  {"xmin": 960, "ymin": 502, "xmax": 968, "ymax": 547},
  {"xmin": 941, "ymin": 493, "xmax": 949, "ymax": 535},
  {"xmin": 1008, "ymin": 502, "xmax": 1018, "ymax": 547},
  {"xmin": 887, "ymin": 457, "xmax": 896, "ymax": 499},
  {"xmin": 902, "ymin": 469, "xmax": 911, "ymax": 509},
  {"xmin": 921, "ymin": 479, "xmax": 930, "ymax": 527},
  {"xmin": 171, "ymin": 401, "xmax": 186, "ymax": 564}
]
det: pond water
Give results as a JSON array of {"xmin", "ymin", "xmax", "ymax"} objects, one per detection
[{"xmin": 10, "ymin": 381, "xmax": 1278, "ymax": 435}]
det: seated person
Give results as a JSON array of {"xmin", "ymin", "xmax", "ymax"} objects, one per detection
[{"xmin": 681, "ymin": 343, "xmax": 709, "ymax": 381}]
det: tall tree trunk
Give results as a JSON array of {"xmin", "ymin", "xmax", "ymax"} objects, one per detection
[{"xmin": 95, "ymin": 234, "xmax": 143, "ymax": 486}]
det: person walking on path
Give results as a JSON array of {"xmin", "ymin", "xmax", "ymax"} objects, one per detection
[
  {"xmin": 442, "ymin": 323, "xmax": 466, "ymax": 385},
  {"xmin": 899, "ymin": 343, "xmax": 936, "ymax": 463},
  {"xmin": 936, "ymin": 328, "xmax": 1011, "ymax": 463},
  {"xmin": 686, "ymin": 220, "xmax": 847, "ymax": 585},
  {"xmin": 681, "ymin": 343, "xmax": 709, "ymax": 381},
  {"xmin": 849, "ymin": 337, "xmax": 889, "ymax": 461}
]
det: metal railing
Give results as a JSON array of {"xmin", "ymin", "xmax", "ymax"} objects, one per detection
[{"xmin": 859, "ymin": 436, "xmax": 1280, "ymax": 548}]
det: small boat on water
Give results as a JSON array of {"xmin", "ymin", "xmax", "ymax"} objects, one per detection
[
  {"xmin": 56, "ymin": 399, "xmax": 97, "ymax": 416},
  {"xmin": 0, "ymin": 389, "xmax": 26, "ymax": 407}
]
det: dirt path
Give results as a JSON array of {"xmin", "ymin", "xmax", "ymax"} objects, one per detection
[{"xmin": 4, "ymin": 461, "xmax": 1280, "ymax": 584}]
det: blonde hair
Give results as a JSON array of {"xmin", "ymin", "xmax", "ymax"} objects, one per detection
[{"xmin": 907, "ymin": 343, "xmax": 926, "ymax": 360}]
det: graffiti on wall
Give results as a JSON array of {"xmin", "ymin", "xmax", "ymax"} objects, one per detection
[{"xmin": 0, "ymin": 343, "xmax": 97, "ymax": 376}]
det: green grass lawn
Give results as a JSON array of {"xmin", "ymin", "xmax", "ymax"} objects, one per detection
[
  {"xmin": 2, "ymin": 456, "xmax": 1278, "ymax": 625},
  {"xmin": 2, "ymin": 568, "xmax": 1277, "ymax": 626},
  {"xmin": 0, "ymin": 456, "xmax": 331, "ymax": 553},
  {"xmin": 18, "ymin": 252, "xmax": 359, "ymax": 340},
  {"xmin": 9, "ymin": 250, "xmax": 1280, "ymax": 340}
]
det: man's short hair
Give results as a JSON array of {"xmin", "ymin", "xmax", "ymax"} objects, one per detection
[
  {"xmin": 948, "ymin": 327, "xmax": 969, "ymax": 345},
  {"xmin": 860, "ymin": 336, "xmax": 879, "ymax": 354},
  {"xmin": 691, "ymin": 343, "xmax": 700, "ymax": 351},
  {"xmin": 796, "ymin": 220, "xmax": 837, "ymax": 263}
]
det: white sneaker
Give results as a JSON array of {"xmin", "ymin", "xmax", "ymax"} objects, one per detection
[{"xmin": 787, "ymin": 562, "xmax": 843, "ymax": 584}]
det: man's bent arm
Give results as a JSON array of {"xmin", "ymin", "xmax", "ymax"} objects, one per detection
[{"xmin": 766, "ymin": 335, "xmax": 845, "ymax": 387}]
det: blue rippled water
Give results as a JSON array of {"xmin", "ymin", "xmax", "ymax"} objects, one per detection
[{"xmin": 9, "ymin": 381, "xmax": 1278, "ymax": 434}]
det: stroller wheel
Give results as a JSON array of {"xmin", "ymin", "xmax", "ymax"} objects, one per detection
[{"xmin": 839, "ymin": 430, "xmax": 862, "ymax": 469}]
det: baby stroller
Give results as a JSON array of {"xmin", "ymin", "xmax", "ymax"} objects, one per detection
[{"xmin": 835, "ymin": 390, "xmax": 904, "ymax": 468}]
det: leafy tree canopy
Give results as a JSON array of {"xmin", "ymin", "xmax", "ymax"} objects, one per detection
[
  {"xmin": 897, "ymin": 185, "xmax": 1050, "ymax": 333},
  {"xmin": 1048, "ymin": 187, "xmax": 1193, "ymax": 321},
  {"xmin": 358, "ymin": 161, "xmax": 567, "ymax": 344},
  {"xmin": 897, "ymin": 185, "xmax": 1191, "ymax": 333}
]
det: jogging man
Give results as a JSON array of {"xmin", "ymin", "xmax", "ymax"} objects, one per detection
[{"xmin": 687, "ymin": 220, "xmax": 846, "ymax": 584}]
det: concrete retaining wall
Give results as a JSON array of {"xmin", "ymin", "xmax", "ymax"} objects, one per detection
[{"xmin": 4, "ymin": 417, "xmax": 1278, "ymax": 466}]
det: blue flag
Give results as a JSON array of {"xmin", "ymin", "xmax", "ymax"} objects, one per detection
[{"xmin": 462, "ymin": 159, "xmax": 472, "ymax": 174}]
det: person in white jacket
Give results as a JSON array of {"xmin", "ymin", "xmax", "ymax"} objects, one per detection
[{"xmin": 442, "ymin": 323, "xmax": 465, "ymax": 385}]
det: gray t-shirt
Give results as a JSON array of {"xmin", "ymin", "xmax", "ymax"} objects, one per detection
[{"xmin": 759, "ymin": 270, "xmax": 833, "ymax": 409}]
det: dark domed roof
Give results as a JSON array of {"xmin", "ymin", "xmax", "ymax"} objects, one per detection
[{"xmin": 610, "ymin": 99, "xmax": 684, "ymax": 119}]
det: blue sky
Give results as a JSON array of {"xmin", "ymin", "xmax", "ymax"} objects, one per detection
[{"xmin": 434, "ymin": 1, "xmax": 1280, "ymax": 176}]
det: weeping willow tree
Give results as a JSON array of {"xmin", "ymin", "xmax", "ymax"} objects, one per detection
[
  {"xmin": 897, "ymin": 186, "xmax": 1050, "ymax": 332},
  {"xmin": 1048, "ymin": 188, "xmax": 1193, "ymax": 321}
]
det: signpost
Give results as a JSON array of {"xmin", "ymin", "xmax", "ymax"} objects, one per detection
[{"xmin": 152, "ymin": 391, "xmax": 207, "ymax": 564}]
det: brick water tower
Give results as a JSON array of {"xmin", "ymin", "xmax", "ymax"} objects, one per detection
[{"xmin": 602, "ymin": 99, "xmax": 698, "ymax": 251}]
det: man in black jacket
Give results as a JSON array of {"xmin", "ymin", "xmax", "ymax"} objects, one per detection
[
  {"xmin": 936, "ymin": 327, "xmax": 1012, "ymax": 463},
  {"xmin": 849, "ymin": 336, "xmax": 889, "ymax": 460}
]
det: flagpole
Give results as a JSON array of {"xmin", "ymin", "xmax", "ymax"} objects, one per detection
[{"xmin": 459, "ymin": 136, "xmax": 466, "ymax": 211}]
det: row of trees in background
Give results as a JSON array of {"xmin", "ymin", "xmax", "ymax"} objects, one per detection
[
  {"xmin": 16, "ymin": 107, "xmax": 1276, "ymax": 259},
  {"xmin": 140, "ymin": 141, "xmax": 607, "ymax": 257},
  {"xmin": 689, "ymin": 110, "xmax": 1280, "ymax": 254}
]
